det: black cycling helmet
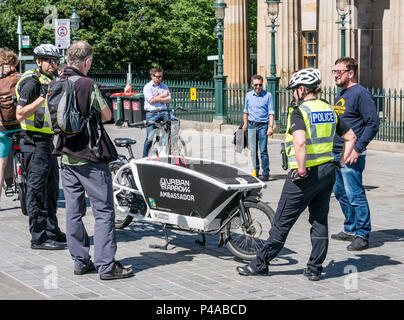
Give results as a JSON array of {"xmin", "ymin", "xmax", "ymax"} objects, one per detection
[
  {"xmin": 286, "ymin": 68, "xmax": 322, "ymax": 90},
  {"xmin": 33, "ymin": 44, "xmax": 62, "ymax": 59}
]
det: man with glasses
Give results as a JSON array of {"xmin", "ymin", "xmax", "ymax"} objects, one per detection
[
  {"xmin": 243, "ymin": 74, "xmax": 275, "ymax": 181},
  {"xmin": 15, "ymin": 44, "xmax": 66, "ymax": 250},
  {"xmin": 142, "ymin": 67, "xmax": 172, "ymax": 157},
  {"xmin": 330, "ymin": 57, "xmax": 379, "ymax": 251}
]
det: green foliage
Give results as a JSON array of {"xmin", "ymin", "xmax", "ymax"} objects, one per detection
[{"xmin": 0, "ymin": 0, "xmax": 250, "ymax": 80}]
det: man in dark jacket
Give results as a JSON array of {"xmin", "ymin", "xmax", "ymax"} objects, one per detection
[
  {"xmin": 54, "ymin": 40, "xmax": 133, "ymax": 280},
  {"xmin": 330, "ymin": 57, "xmax": 380, "ymax": 251}
]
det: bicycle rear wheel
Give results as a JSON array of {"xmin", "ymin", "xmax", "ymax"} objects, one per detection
[
  {"xmin": 17, "ymin": 183, "xmax": 27, "ymax": 216},
  {"xmin": 224, "ymin": 201, "xmax": 275, "ymax": 261},
  {"xmin": 13, "ymin": 152, "xmax": 27, "ymax": 216}
]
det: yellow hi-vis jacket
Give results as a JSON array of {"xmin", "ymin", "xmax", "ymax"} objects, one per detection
[
  {"xmin": 15, "ymin": 69, "xmax": 54, "ymax": 134},
  {"xmin": 285, "ymin": 99, "xmax": 337, "ymax": 170}
]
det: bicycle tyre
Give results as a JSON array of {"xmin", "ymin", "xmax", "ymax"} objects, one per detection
[
  {"xmin": 224, "ymin": 201, "xmax": 275, "ymax": 261},
  {"xmin": 177, "ymin": 137, "xmax": 187, "ymax": 156},
  {"xmin": 17, "ymin": 183, "xmax": 28, "ymax": 216},
  {"xmin": 13, "ymin": 152, "xmax": 27, "ymax": 216}
]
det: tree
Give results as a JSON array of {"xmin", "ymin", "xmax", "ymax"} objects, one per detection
[{"xmin": 0, "ymin": 0, "xmax": 228, "ymax": 80}]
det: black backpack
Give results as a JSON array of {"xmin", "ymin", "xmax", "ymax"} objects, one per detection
[{"xmin": 45, "ymin": 75, "xmax": 84, "ymax": 135}]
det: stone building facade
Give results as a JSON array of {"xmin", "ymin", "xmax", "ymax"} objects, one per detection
[{"xmin": 225, "ymin": 0, "xmax": 404, "ymax": 90}]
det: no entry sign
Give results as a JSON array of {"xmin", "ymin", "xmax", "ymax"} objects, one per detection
[{"xmin": 55, "ymin": 19, "xmax": 71, "ymax": 49}]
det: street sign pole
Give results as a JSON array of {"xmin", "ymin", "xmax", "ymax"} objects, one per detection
[
  {"xmin": 17, "ymin": 16, "xmax": 23, "ymax": 72},
  {"xmin": 55, "ymin": 19, "xmax": 71, "ymax": 52}
]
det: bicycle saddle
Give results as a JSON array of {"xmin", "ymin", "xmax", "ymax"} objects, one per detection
[{"xmin": 114, "ymin": 138, "xmax": 136, "ymax": 147}]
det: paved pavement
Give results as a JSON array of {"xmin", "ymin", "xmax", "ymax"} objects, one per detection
[{"xmin": 1, "ymin": 123, "xmax": 404, "ymax": 303}]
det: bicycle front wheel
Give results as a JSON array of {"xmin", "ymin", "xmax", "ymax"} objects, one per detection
[{"xmin": 224, "ymin": 201, "xmax": 275, "ymax": 261}]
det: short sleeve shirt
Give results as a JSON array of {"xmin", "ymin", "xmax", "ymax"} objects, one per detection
[
  {"xmin": 143, "ymin": 80, "xmax": 171, "ymax": 111},
  {"xmin": 243, "ymin": 90, "xmax": 275, "ymax": 123}
]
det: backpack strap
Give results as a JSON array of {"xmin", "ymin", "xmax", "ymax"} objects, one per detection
[{"xmin": 68, "ymin": 75, "xmax": 82, "ymax": 83}]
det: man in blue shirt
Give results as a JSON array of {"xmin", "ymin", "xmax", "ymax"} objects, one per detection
[
  {"xmin": 243, "ymin": 75, "xmax": 275, "ymax": 181},
  {"xmin": 331, "ymin": 57, "xmax": 379, "ymax": 251},
  {"xmin": 142, "ymin": 67, "xmax": 172, "ymax": 157}
]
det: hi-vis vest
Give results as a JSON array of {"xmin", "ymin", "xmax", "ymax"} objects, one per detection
[
  {"xmin": 285, "ymin": 99, "xmax": 337, "ymax": 170},
  {"xmin": 15, "ymin": 69, "xmax": 54, "ymax": 134}
]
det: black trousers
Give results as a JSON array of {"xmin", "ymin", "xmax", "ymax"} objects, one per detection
[
  {"xmin": 21, "ymin": 137, "xmax": 62, "ymax": 245},
  {"xmin": 250, "ymin": 161, "xmax": 336, "ymax": 273}
]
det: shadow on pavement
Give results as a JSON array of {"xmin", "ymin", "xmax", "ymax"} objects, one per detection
[
  {"xmin": 369, "ymin": 229, "xmax": 404, "ymax": 249},
  {"xmin": 322, "ymin": 254, "xmax": 402, "ymax": 280}
]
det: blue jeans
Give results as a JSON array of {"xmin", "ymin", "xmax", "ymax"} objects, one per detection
[
  {"xmin": 333, "ymin": 153, "xmax": 371, "ymax": 240},
  {"xmin": 142, "ymin": 111, "xmax": 170, "ymax": 157},
  {"xmin": 248, "ymin": 123, "xmax": 269, "ymax": 176}
]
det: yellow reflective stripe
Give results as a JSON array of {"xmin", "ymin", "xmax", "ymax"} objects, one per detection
[{"xmin": 16, "ymin": 70, "xmax": 54, "ymax": 134}]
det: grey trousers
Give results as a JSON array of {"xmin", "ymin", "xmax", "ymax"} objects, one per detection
[{"xmin": 61, "ymin": 162, "xmax": 117, "ymax": 274}]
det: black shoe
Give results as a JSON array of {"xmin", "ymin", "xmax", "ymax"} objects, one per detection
[
  {"xmin": 236, "ymin": 265, "xmax": 268, "ymax": 276},
  {"xmin": 100, "ymin": 262, "xmax": 133, "ymax": 280},
  {"xmin": 49, "ymin": 232, "xmax": 67, "ymax": 243},
  {"xmin": 54, "ymin": 232, "xmax": 67, "ymax": 243},
  {"xmin": 260, "ymin": 175, "xmax": 270, "ymax": 182},
  {"xmin": 347, "ymin": 236, "xmax": 369, "ymax": 251},
  {"xmin": 303, "ymin": 268, "xmax": 321, "ymax": 281},
  {"xmin": 74, "ymin": 261, "xmax": 96, "ymax": 275},
  {"xmin": 331, "ymin": 231, "xmax": 355, "ymax": 242},
  {"xmin": 31, "ymin": 240, "xmax": 67, "ymax": 250}
]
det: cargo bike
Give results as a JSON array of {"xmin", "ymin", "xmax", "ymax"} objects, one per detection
[{"xmin": 112, "ymin": 151, "xmax": 275, "ymax": 261}]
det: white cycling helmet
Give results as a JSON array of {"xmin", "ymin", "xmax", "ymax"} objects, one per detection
[
  {"xmin": 33, "ymin": 44, "xmax": 62, "ymax": 59},
  {"xmin": 286, "ymin": 68, "xmax": 322, "ymax": 90}
]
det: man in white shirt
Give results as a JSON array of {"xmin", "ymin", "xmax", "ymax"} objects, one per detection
[{"xmin": 142, "ymin": 67, "xmax": 172, "ymax": 157}]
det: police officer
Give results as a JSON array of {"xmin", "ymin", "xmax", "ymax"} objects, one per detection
[
  {"xmin": 16, "ymin": 44, "xmax": 66, "ymax": 250},
  {"xmin": 237, "ymin": 68, "xmax": 357, "ymax": 281}
]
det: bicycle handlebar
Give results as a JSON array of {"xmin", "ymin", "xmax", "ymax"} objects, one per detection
[{"xmin": 148, "ymin": 107, "xmax": 187, "ymax": 114}]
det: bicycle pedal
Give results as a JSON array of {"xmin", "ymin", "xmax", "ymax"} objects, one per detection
[{"xmin": 4, "ymin": 189, "xmax": 14, "ymax": 197}]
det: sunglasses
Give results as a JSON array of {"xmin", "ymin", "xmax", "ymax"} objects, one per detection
[
  {"xmin": 332, "ymin": 70, "xmax": 350, "ymax": 76},
  {"xmin": 43, "ymin": 58, "xmax": 59, "ymax": 65},
  {"xmin": 153, "ymin": 74, "xmax": 163, "ymax": 79},
  {"xmin": 253, "ymin": 83, "xmax": 263, "ymax": 87}
]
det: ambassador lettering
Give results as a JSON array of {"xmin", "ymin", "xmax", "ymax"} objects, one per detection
[
  {"xmin": 311, "ymin": 111, "xmax": 335, "ymax": 124},
  {"xmin": 160, "ymin": 191, "xmax": 195, "ymax": 201}
]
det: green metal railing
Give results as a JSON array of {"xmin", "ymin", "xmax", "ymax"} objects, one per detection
[{"xmin": 95, "ymin": 75, "xmax": 404, "ymax": 143}]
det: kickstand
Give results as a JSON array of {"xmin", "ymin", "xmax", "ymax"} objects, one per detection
[
  {"xmin": 149, "ymin": 224, "xmax": 169, "ymax": 250},
  {"xmin": 195, "ymin": 234, "xmax": 206, "ymax": 246}
]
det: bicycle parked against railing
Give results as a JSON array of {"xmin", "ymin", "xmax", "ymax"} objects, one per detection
[
  {"xmin": 3, "ymin": 132, "xmax": 27, "ymax": 216},
  {"xmin": 140, "ymin": 107, "xmax": 188, "ymax": 157}
]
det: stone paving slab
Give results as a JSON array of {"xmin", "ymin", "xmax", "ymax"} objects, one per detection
[{"xmin": 0, "ymin": 124, "xmax": 403, "ymax": 303}]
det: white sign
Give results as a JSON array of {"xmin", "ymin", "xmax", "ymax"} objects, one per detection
[
  {"xmin": 22, "ymin": 35, "xmax": 30, "ymax": 48},
  {"xmin": 55, "ymin": 19, "xmax": 70, "ymax": 49}
]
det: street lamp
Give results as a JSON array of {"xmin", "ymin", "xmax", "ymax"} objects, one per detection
[
  {"xmin": 265, "ymin": 0, "xmax": 280, "ymax": 123},
  {"xmin": 213, "ymin": 0, "xmax": 227, "ymax": 120},
  {"xmin": 336, "ymin": 0, "xmax": 350, "ymax": 58},
  {"xmin": 70, "ymin": 7, "xmax": 80, "ymax": 42}
]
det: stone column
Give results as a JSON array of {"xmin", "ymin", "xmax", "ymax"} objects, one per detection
[
  {"xmin": 317, "ymin": 0, "xmax": 357, "ymax": 88},
  {"xmin": 383, "ymin": 0, "xmax": 404, "ymax": 90},
  {"xmin": 223, "ymin": 0, "xmax": 250, "ymax": 85},
  {"xmin": 257, "ymin": 0, "xmax": 300, "ymax": 87}
]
